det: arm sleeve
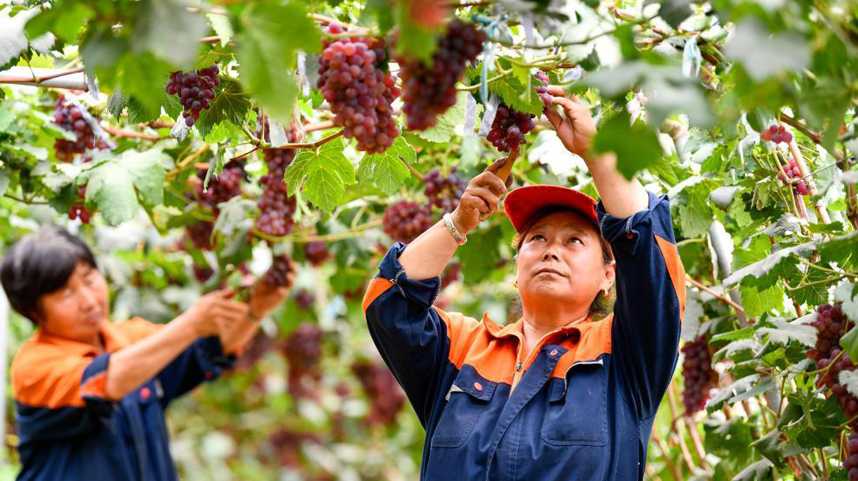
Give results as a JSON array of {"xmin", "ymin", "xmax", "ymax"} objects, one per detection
[
  {"xmin": 363, "ymin": 242, "xmax": 460, "ymax": 426},
  {"xmin": 597, "ymin": 191, "xmax": 686, "ymax": 419},
  {"xmin": 155, "ymin": 336, "xmax": 235, "ymax": 407}
]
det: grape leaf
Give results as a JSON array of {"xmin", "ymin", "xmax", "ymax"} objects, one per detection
[
  {"xmin": 739, "ymin": 283, "xmax": 784, "ymax": 318},
  {"xmin": 284, "ymin": 137, "xmax": 355, "ymax": 213},
  {"xmin": 724, "ymin": 19, "xmax": 810, "ymax": 81},
  {"xmin": 417, "ymin": 92, "xmax": 470, "ymax": 143},
  {"xmin": 25, "ymin": 1, "xmax": 93, "ymax": 44},
  {"xmin": 489, "ymin": 76, "xmax": 544, "ymax": 116},
  {"xmin": 132, "ymin": 0, "xmax": 207, "ymax": 67},
  {"xmin": 81, "ymin": 149, "xmax": 167, "ymax": 225},
  {"xmin": 357, "ymin": 137, "xmax": 413, "ymax": 195},
  {"xmin": 237, "ymin": 2, "xmax": 322, "ymax": 122},
  {"xmin": 196, "ymin": 78, "xmax": 251, "ymax": 137},
  {"xmin": 591, "ymin": 112, "xmax": 662, "ymax": 180}
]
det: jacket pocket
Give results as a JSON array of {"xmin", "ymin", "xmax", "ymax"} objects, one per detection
[
  {"xmin": 430, "ymin": 366, "xmax": 496, "ymax": 448},
  {"xmin": 541, "ymin": 358, "xmax": 608, "ymax": 446}
]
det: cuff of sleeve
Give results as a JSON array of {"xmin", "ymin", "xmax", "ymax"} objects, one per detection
[
  {"xmin": 596, "ymin": 191, "xmax": 666, "ymax": 257},
  {"xmin": 194, "ymin": 336, "xmax": 236, "ymax": 380},
  {"xmin": 377, "ymin": 242, "xmax": 441, "ymax": 309},
  {"xmin": 81, "ymin": 353, "xmax": 116, "ymax": 416}
]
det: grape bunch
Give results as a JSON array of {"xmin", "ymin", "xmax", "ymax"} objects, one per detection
[
  {"xmin": 268, "ymin": 429, "xmax": 319, "ymax": 468},
  {"xmin": 441, "ymin": 262, "xmax": 461, "ymax": 290},
  {"xmin": 318, "ymin": 24, "xmax": 400, "ymax": 153},
  {"xmin": 283, "ymin": 324, "xmax": 324, "ymax": 399},
  {"xmin": 382, "ymin": 200, "xmax": 434, "ymax": 243},
  {"xmin": 255, "ymin": 147, "xmax": 297, "ymax": 236},
  {"xmin": 263, "ymin": 254, "xmax": 295, "ymax": 288},
  {"xmin": 294, "ymin": 289, "xmax": 316, "ymax": 310},
  {"xmin": 777, "ymin": 158, "xmax": 810, "ymax": 196},
  {"xmin": 195, "ymin": 160, "xmax": 245, "ymax": 212},
  {"xmin": 68, "ymin": 186, "xmax": 91, "ymax": 224},
  {"xmin": 351, "ymin": 360, "xmax": 406, "ymax": 426},
  {"xmin": 52, "ymin": 96, "xmax": 108, "ymax": 161},
  {"xmin": 760, "ymin": 124, "xmax": 793, "ymax": 144},
  {"xmin": 487, "ymin": 104, "xmax": 536, "ymax": 152},
  {"xmin": 186, "ymin": 221, "xmax": 214, "ymax": 250},
  {"xmin": 165, "ymin": 66, "xmax": 220, "ymax": 127},
  {"xmin": 303, "ymin": 241, "xmax": 331, "ymax": 267},
  {"xmin": 806, "ymin": 303, "xmax": 858, "ymax": 428},
  {"xmin": 681, "ymin": 335, "xmax": 718, "ymax": 415},
  {"xmin": 234, "ymin": 332, "xmax": 275, "ymax": 371},
  {"xmin": 424, "ymin": 169, "xmax": 466, "ymax": 213},
  {"xmin": 398, "ymin": 19, "xmax": 485, "ymax": 130},
  {"xmin": 846, "ymin": 432, "xmax": 858, "ymax": 481}
]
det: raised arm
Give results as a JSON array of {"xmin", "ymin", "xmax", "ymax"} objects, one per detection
[{"xmin": 541, "ymin": 86, "xmax": 649, "ymax": 218}]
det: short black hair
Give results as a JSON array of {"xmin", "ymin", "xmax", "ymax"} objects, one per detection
[{"xmin": 1, "ymin": 226, "xmax": 97, "ymax": 324}]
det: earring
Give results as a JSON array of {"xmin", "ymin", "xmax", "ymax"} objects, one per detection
[{"xmin": 513, "ymin": 280, "xmax": 519, "ymax": 288}]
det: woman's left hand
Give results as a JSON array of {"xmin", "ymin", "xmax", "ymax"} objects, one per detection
[{"xmin": 540, "ymin": 86, "xmax": 597, "ymax": 159}]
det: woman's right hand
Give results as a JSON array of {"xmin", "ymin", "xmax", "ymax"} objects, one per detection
[
  {"xmin": 181, "ymin": 289, "xmax": 249, "ymax": 338},
  {"xmin": 451, "ymin": 157, "xmax": 511, "ymax": 235}
]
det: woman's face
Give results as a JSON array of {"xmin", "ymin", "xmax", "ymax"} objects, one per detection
[
  {"xmin": 515, "ymin": 211, "xmax": 614, "ymax": 312},
  {"xmin": 38, "ymin": 262, "xmax": 109, "ymax": 345}
]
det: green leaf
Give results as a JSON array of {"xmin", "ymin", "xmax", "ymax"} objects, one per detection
[
  {"xmin": 489, "ymin": 76, "xmax": 543, "ymax": 116},
  {"xmin": 417, "ymin": 92, "xmax": 470, "ymax": 143},
  {"xmin": 81, "ymin": 149, "xmax": 167, "ymax": 225},
  {"xmin": 357, "ymin": 137, "xmax": 413, "ymax": 194},
  {"xmin": 284, "ymin": 138, "xmax": 355, "ymax": 212},
  {"xmin": 739, "ymin": 283, "xmax": 784, "ymax": 318},
  {"xmin": 724, "ymin": 20, "xmax": 810, "ymax": 81},
  {"xmin": 457, "ymin": 224, "xmax": 504, "ymax": 285},
  {"xmin": 677, "ymin": 183, "xmax": 712, "ymax": 237},
  {"xmin": 591, "ymin": 112, "xmax": 662, "ymax": 179},
  {"xmin": 115, "ymin": 52, "xmax": 172, "ymax": 121},
  {"xmin": 0, "ymin": 8, "xmax": 32, "ymax": 69},
  {"xmin": 132, "ymin": 0, "xmax": 207, "ymax": 67},
  {"xmin": 237, "ymin": 1, "xmax": 321, "ymax": 122},
  {"xmin": 195, "ymin": 78, "xmax": 251, "ymax": 137},
  {"xmin": 25, "ymin": 1, "xmax": 93, "ymax": 44},
  {"xmin": 841, "ymin": 326, "xmax": 858, "ymax": 364}
]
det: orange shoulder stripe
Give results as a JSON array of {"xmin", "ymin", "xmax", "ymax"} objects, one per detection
[
  {"xmin": 363, "ymin": 277, "xmax": 394, "ymax": 312},
  {"xmin": 551, "ymin": 315, "xmax": 613, "ymax": 379},
  {"xmin": 11, "ymin": 341, "xmax": 91, "ymax": 408},
  {"xmin": 655, "ymin": 234, "xmax": 687, "ymax": 321}
]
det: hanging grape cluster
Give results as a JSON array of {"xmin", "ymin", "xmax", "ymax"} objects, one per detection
[
  {"xmin": 778, "ymin": 158, "xmax": 811, "ymax": 196},
  {"xmin": 283, "ymin": 324, "xmax": 324, "ymax": 399},
  {"xmin": 424, "ymin": 169, "xmax": 466, "ymax": 214},
  {"xmin": 304, "ymin": 241, "xmax": 331, "ymax": 267},
  {"xmin": 398, "ymin": 19, "xmax": 485, "ymax": 131},
  {"xmin": 351, "ymin": 360, "xmax": 406, "ymax": 426},
  {"xmin": 165, "ymin": 66, "xmax": 220, "ymax": 127},
  {"xmin": 487, "ymin": 104, "xmax": 536, "ymax": 152},
  {"xmin": 681, "ymin": 335, "xmax": 718, "ymax": 415},
  {"xmin": 382, "ymin": 200, "xmax": 434, "ymax": 243},
  {"xmin": 52, "ymin": 96, "xmax": 108, "ymax": 161},
  {"xmin": 318, "ymin": 24, "xmax": 399, "ymax": 153},
  {"xmin": 263, "ymin": 254, "xmax": 296, "ymax": 288},
  {"xmin": 807, "ymin": 304, "xmax": 858, "ymax": 426},
  {"xmin": 761, "ymin": 124, "xmax": 793, "ymax": 144}
]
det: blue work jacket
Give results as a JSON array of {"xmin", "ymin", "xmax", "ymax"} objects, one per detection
[
  {"xmin": 10, "ymin": 318, "xmax": 234, "ymax": 481},
  {"xmin": 363, "ymin": 191, "xmax": 686, "ymax": 481}
]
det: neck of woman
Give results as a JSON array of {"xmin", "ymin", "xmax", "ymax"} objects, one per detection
[{"xmin": 520, "ymin": 301, "xmax": 589, "ymax": 357}]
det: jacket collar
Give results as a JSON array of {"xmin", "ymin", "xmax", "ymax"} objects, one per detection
[{"xmin": 34, "ymin": 321, "xmax": 131, "ymax": 356}]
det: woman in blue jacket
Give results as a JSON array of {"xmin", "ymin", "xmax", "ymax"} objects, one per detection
[{"xmin": 362, "ymin": 89, "xmax": 686, "ymax": 480}]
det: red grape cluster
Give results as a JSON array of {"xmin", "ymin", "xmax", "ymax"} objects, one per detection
[
  {"xmin": 256, "ymin": 148, "xmax": 297, "ymax": 237},
  {"xmin": 192, "ymin": 264, "xmax": 213, "ymax": 283},
  {"xmin": 67, "ymin": 186, "xmax": 91, "ymax": 223},
  {"xmin": 424, "ymin": 169, "xmax": 465, "ymax": 213},
  {"xmin": 268, "ymin": 429, "xmax": 319, "ymax": 468},
  {"xmin": 318, "ymin": 24, "xmax": 399, "ymax": 153},
  {"xmin": 398, "ymin": 19, "xmax": 485, "ymax": 130},
  {"xmin": 283, "ymin": 324, "xmax": 324, "ymax": 398},
  {"xmin": 487, "ymin": 104, "xmax": 536, "ymax": 152},
  {"xmin": 294, "ymin": 289, "xmax": 316, "ymax": 310},
  {"xmin": 441, "ymin": 262, "xmax": 461, "ymax": 290},
  {"xmin": 195, "ymin": 161, "xmax": 245, "ymax": 212},
  {"xmin": 234, "ymin": 332, "xmax": 275, "ymax": 371},
  {"xmin": 846, "ymin": 432, "xmax": 858, "ymax": 480},
  {"xmin": 263, "ymin": 254, "xmax": 295, "ymax": 288},
  {"xmin": 382, "ymin": 200, "xmax": 434, "ymax": 243},
  {"xmin": 351, "ymin": 360, "xmax": 406, "ymax": 426},
  {"xmin": 165, "ymin": 66, "xmax": 220, "ymax": 127},
  {"xmin": 186, "ymin": 221, "xmax": 214, "ymax": 250},
  {"xmin": 806, "ymin": 303, "xmax": 858, "ymax": 428},
  {"xmin": 777, "ymin": 158, "xmax": 810, "ymax": 196},
  {"xmin": 681, "ymin": 335, "xmax": 718, "ymax": 415},
  {"xmin": 761, "ymin": 124, "xmax": 793, "ymax": 144},
  {"xmin": 303, "ymin": 241, "xmax": 331, "ymax": 267},
  {"xmin": 52, "ymin": 96, "xmax": 108, "ymax": 161}
]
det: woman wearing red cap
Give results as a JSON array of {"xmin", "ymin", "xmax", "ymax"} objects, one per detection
[{"xmin": 362, "ymin": 89, "xmax": 686, "ymax": 481}]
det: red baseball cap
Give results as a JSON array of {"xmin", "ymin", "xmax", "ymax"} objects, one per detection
[{"xmin": 504, "ymin": 185, "xmax": 599, "ymax": 233}]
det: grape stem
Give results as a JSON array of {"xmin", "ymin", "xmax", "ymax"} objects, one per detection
[
  {"xmin": 166, "ymin": 144, "xmax": 211, "ymax": 181},
  {"xmin": 651, "ymin": 434, "xmax": 684, "ymax": 480},
  {"xmin": 275, "ymin": 130, "xmax": 344, "ymax": 150},
  {"xmin": 686, "ymin": 277, "xmax": 747, "ymax": 316},
  {"xmin": 101, "ymin": 124, "xmax": 163, "ymax": 142},
  {"xmin": 3, "ymin": 193, "xmax": 49, "ymax": 205},
  {"xmin": 487, "ymin": 14, "xmax": 657, "ymax": 50}
]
